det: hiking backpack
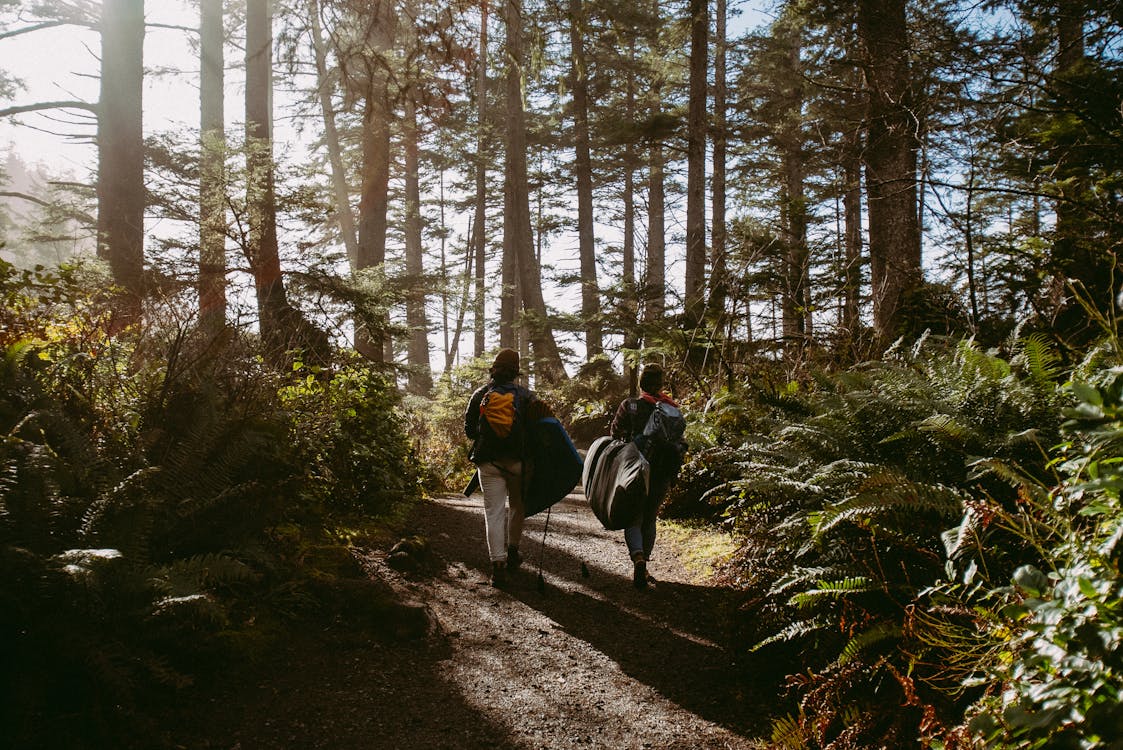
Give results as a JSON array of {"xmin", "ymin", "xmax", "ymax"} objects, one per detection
[
  {"xmin": 477, "ymin": 382, "xmax": 527, "ymax": 458},
  {"xmin": 631, "ymin": 398, "xmax": 687, "ymax": 465}
]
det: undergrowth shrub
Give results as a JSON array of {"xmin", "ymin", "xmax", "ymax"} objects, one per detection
[
  {"xmin": 278, "ymin": 357, "xmax": 420, "ymax": 516},
  {"xmin": 714, "ymin": 334, "xmax": 1065, "ymax": 747},
  {"xmin": 0, "ymin": 260, "xmax": 421, "ymax": 747},
  {"xmin": 413, "ymin": 356, "xmax": 491, "ymax": 493},
  {"xmin": 941, "ymin": 358, "xmax": 1123, "ymax": 748}
]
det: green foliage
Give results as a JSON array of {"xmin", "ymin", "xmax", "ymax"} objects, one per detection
[
  {"xmin": 408, "ymin": 355, "xmax": 490, "ymax": 494},
  {"xmin": 962, "ymin": 367, "xmax": 1123, "ymax": 748},
  {"xmin": 278, "ymin": 357, "xmax": 420, "ymax": 516},
  {"xmin": 705, "ymin": 336, "xmax": 1065, "ymax": 746},
  {"xmin": 0, "ymin": 262, "xmax": 423, "ymax": 747}
]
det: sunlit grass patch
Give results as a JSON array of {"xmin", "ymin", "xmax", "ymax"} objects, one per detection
[{"xmin": 657, "ymin": 520, "xmax": 736, "ymax": 581}]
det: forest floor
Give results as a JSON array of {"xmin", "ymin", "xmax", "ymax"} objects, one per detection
[{"xmin": 170, "ymin": 491, "xmax": 768, "ymax": 749}]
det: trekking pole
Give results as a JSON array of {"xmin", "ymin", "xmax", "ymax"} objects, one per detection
[{"xmin": 536, "ymin": 505, "xmax": 552, "ymax": 594}]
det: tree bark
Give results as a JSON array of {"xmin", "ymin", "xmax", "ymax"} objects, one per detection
[
  {"xmin": 404, "ymin": 91, "xmax": 432, "ymax": 394},
  {"xmin": 97, "ymin": 0, "xmax": 145, "ymax": 325},
  {"xmin": 707, "ymin": 0, "xmax": 727, "ymax": 324},
  {"xmin": 473, "ymin": 0, "xmax": 489, "ymax": 359},
  {"xmin": 503, "ymin": 0, "xmax": 566, "ymax": 383},
  {"xmin": 309, "ymin": 0, "xmax": 358, "ymax": 265},
  {"xmin": 779, "ymin": 21, "xmax": 809, "ymax": 362},
  {"xmin": 199, "ymin": 0, "xmax": 225, "ymax": 333},
  {"xmin": 568, "ymin": 0, "xmax": 601, "ymax": 359},
  {"xmin": 645, "ymin": 138, "xmax": 666, "ymax": 325},
  {"xmin": 857, "ymin": 0, "xmax": 921, "ymax": 345},
  {"xmin": 356, "ymin": 76, "xmax": 392, "ymax": 361},
  {"xmin": 684, "ymin": 0, "xmax": 708, "ymax": 328},
  {"xmin": 245, "ymin": 0, "xmax": 293, "ymax": 355},
  {"xmin": 841, "ymin": 124, "xmax": 863, "ymax": 338},
  {"xmin": 622, "ymin": 34, "xmax": 639, "ymax": 388}
]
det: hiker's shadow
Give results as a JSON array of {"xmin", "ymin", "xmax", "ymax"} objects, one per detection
[
  {"xmin": 422, "ymin": 496, "xmax": 754, "ymax": 736},
  {"xmin": 513, "ymin": 536, "xmax": 752, "ymax": 734}
]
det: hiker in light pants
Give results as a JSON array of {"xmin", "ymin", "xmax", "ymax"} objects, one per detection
[
  {"xmin": 477, "ymin": 459, "xmax": 525, "ymax": 581},
  {"xmin": 465, "ymin": 348, "xmax": 547, "ymax": 587}
]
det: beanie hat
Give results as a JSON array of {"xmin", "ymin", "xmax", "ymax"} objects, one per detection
[
  {"xmin": 639, "ymin": 363, "xmax": 664, "ymax": 394},
  {"xmin": 490, "ymin": 348, "xmax": 521, "ymax": 377}
]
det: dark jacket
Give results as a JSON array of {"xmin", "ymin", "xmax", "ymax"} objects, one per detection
[{"xmin": 465, "ymin": 379, "xmax": 534, "ymax": 464}]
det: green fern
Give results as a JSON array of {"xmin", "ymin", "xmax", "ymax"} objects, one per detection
[
  {"xmin": 837, "ymin": 622, "xmax": 903, "ymax": 665},
  {"xmin": 1014, "ymin": 333, "xmax": 1063, "ymax": 388},
  {"xmin": 808, "ymin": 473, "xmax": 964, "ymax": 538},
  {"xmin": 789, "ymin": 577, "xmax": 877, "ymax": 609},
  {"xmin": 770, "ymin": 712, "xmax": 812, "ymax": 749},
  {"xmin": 751, "ymin": 616, "xmax": 830, "ymax": 651}
]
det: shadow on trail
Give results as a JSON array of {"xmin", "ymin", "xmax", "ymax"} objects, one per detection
[
  {"xmin": 419, "ymin": 496, "xmax": 757, "ymax": 739},
  {"xmin": 166, "ymin": 615, "xmax": 525, "ymax": 749}
]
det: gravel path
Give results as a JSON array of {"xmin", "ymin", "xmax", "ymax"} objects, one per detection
[{"xmin": 172, "ymin": 491, "xmax": 766, "ymax": 749}]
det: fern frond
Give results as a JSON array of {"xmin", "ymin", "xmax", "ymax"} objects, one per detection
[
  {"xmin": 837, "ymin": 621, "xmax": 902, "ymax": 665},
  {"xmin": 789, "ymin": 577, "xmax": 876, "ymax": 609},
  {"xmin": 751, "ymin": 616, "xmax": 829, "ymax": 651},
  {"xmin": 810, "ymin": 474, "xmax": 964, "ymax": 538},
  {"xmin": 770, "ymin": 712, "xmax": 812, "ymax": 749},
  {"xmin": 916, "ymin": 413, "xmax": 975, "ymax": 445},
  {"xmin": 770, "ymin": 566, "xmax": 833, "ymax": 596},
  {"xmin": 1015, "ymin": 333, "xmax": 1063, "ymax": 388},
  {"xmin": 148, "ymin": 553, "xmax": 255, "ymax": 597}
]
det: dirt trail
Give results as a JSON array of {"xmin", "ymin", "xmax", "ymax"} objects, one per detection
[{"xmin": 174, "ymin": 492, "xmax": 765, "ymax": 749}]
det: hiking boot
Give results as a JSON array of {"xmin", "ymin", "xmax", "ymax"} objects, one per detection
[
  {"xmin": 507, "ymin": 546, "xmax": 522, "ymax": 571},
  {"xmin": 490, "ymin": 561, "xmax": 507, "ymax": 587},
  {"xmin": 632, "ymin": 556, "xmax": 648, "ymax": 590}
]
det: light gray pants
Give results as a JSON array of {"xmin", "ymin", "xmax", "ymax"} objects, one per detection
[{"xmin": 477, "ymin": 459, "xmax": 525, "ymax": 562}]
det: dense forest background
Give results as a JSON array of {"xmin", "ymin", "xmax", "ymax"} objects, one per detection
[{"xmin": 2, "ymin": 0, "xmax": 1123, "ymax": 747}]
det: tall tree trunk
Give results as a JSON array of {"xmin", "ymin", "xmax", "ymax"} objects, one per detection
[
  {"xmin": 503, "ymin": 0, "xmax": 566, "ymax": 383},
  {"xmin": 404, "ymin": 91, "xmax": 432, "ymax": 395},
  {"xmin": 683, "ymin": 0, "xmax": 708, "ymax": 328},
  {"xmin": 707, "ymin": 0, "xmax": 727, "ymax": 324},
  {"xmin": 857, "ymin": 0, "xmax": 921, "ymax": 346},
  {"xmin": 645, "ymin": 139, "xmax": 666, "ymax": 324},
  {"xmin": 622, "ymin": 34, "xmax": 639, "ymax": 389},
  {"xmin": 356, "ymin": 81, "xmax": 392, "ymax": 362},
  {"xmin": 474, "ymin": 0, "xmax": 489, "ymax": 358},
  {"xmin": 569, "ymin": 0, "xmax": 601, "ymax": 359},
  {"xmin": 964, "ymin": 161, "xmax": 978, "ymax": 328},
  {"xmin": 199, "ymin": 0, "xmax": 225, "ymax": 333},
  {"xmin": 246, "ymin": 0, "xmax": 294, "ymax": 355},
  {"xmin": 309, "ymin": 0, "xmax": 358, "ymax": 264},
  {"xmin": 1052, "ymin": 1, "xmax": 1100, "ymax": 309},
  {"xmin": 97, "ymin": 0, "xmax": 145, "ymax": 326},
  {"xmin": 841, "ymin": 124, "xmax": 863, "ymax": 338},
  {"xmin": 500, "ymin": 176, "xmax": 518, "ymax": 350},
  {"xmin": 779, "ymin": 21, "xmax": 809, "ymax": 362}
]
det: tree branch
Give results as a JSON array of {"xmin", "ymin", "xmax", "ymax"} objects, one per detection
[
  {"xmin": 0, "ymin": 21, "xmax": 70, "ymax": 40},
  {"xmin": 0, "ymin": 100, "xmax": 97, "ymax": 118},
  {"xmin": 0, "ymin": 191, "xmax": 95, "ymax": 225}
]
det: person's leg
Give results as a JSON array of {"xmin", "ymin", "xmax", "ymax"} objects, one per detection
[
  {"xmin": 643, "ymin": 478, "xmax": 672, "ymax": 559},
  {"xmin": 477, "ymin": 462, "xmax": 509, "ymax": 565},
  {"xmin": 624, "ymin": 524, "xmax": 647, "ymax": 588},
  {"xmin": 497, "ymin": 459, "xmax": 525, "ymax": 568}
]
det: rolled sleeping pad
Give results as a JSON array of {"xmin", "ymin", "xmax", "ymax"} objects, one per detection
[{"xmin": 582, "ymin": 436, "xmax": 650, "ymax": 530}]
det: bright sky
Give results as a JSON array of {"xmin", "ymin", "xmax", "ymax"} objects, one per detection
[
  {"xmin": 0, "ymin": 1, "xmax": 249, "ymax": 178},
  {"xmin": 0, "ymin": 0, "xmax": 772, "ymax": 370},
  {"xmin": 0, "ymin": 1, "xmax": 772, "ymax": 175}
]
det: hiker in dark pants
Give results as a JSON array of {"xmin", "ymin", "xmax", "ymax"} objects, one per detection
[
  {"xmin": 610, "ymin": 363, "xmax": 686, "ymax": 590},
  {"xmin": 465, "ymin": 348, "xmax": 550, "ymax": 587}
]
